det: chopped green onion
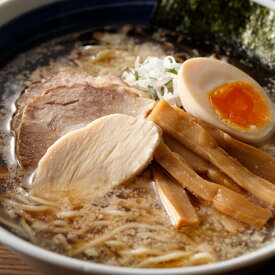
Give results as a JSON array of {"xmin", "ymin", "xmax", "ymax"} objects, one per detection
[
  {"xmin": 134, "ymin": 71, "xmax": 139, "ymax": 80},
  {"xmin": 149, "ymin": 77, "xmax": 158, "ymax": 80},
  {"xmin": 165, "ymin": 68, "xmax": 178, "ymax": 74},
  {"xmin": 165, "ymin": 79, "xmax": 172, "ymax": 86},
  {"xmin": 130, "ymin": 69, "xmax": 140, "ymax": 80},
  {"xmin": 161, "ymin": 86, "xmax": 165, "ymax": 96}
]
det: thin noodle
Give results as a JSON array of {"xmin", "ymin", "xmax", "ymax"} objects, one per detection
[
  {"xmin": 125, "ymin": 247, "xmax": 162, "ymax": 256},
  {"xmin": 26, "ymin": 195, "xmax": 60, "ymax": 207},
  {"xmin": 53, "ymin": 234, "xmax": 72, "ymax": 250},
  {"xmin": 51, "ymin": 227, "xmax": 69, "ymax": 233},
  {"xmin": 0, "ymin": 216, "xmax": 27, "ymax": 235},
  {"xmin": 4, "ymin": 200, "xmax": 55, "ymax": 212},
  {"xmin": 137, "ymin": 232, "xmax": 171, "ymax": 243},
  {"xmin": 20, "ymin": 217, "xmax": 36, "ymax": 243},
  {"xmin": 57, "ymin": 211, "xmax": 80, "ymax": 218},
  {"xmin": 52, "ymin": 220, "xmax": 68, "ymax": 226},
  {"xmin": 13, "ymin": 209, "xmax": 35, "ymax": 223},
  {"xmin": 70, "ymin": 223, "xmax": 170, "ymax": 256},
  {"xmin": 13, "ymin": 194, "xmax": 32, "ymax": 204},
  {"xmin": 93, "ymin": 221, "xmax": 117, "ymax": 226},
  {"xmin": 104, "ymin": 240, "xmax": 126, "ymax": 247},
  {"xmin": 103, "ymin": 210, "xmax": 130, "ymax": 216},
  {"xmin": 15, "ymin": 188, "xmax": 59, "ymax": 206},
  {"xmin": 135, "ymin": 251, "xmax": 192, "ymax": 267},
  {"xmin": 191, "ymin": 252, "xmax": 215, "ymax": 264}
]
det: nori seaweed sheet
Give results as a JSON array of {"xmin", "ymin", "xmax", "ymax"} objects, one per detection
[{"xmin": 152, "ymin": 0, "xmax": 275, "ymax": 71}]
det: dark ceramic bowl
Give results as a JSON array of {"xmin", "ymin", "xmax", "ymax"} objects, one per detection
[{"xmin": 0, "ymin": 1, "xmax": 274, "ymax": 274}]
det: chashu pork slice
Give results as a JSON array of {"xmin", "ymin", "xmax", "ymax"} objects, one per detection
[
  {"xmin": 17, "ymin": 83, "xmax": 155, "ymax": 171},
  {"xmin": 12, "ymin": 71, "xmax": 146, "ymax": 131},
  {"xmin": 31, "ymin": 114, "xmax": 161, "ymax": 201}
]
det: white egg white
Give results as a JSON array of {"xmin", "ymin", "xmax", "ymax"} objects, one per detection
[{"xmin": 177, "ymin": 57, "xmax": 275, "ymax": 143}]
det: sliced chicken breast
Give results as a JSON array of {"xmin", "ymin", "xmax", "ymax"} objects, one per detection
[{"xmin": 31, "ymin": 114, "xmax": 161, "ymax": 201}]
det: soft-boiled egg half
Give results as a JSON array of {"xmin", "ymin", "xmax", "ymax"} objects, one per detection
[{"xmin": 177, "ymin": 57, "xmax": 274, "ymax": 143}]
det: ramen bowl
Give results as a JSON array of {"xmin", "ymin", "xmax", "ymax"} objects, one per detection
[{"xmin": 0, "ymin": 0, "xmax": 274, "ymax": 274}]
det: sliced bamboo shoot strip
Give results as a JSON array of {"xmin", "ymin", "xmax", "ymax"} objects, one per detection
[
  {"xmin": 163, "ymin": 134, "xmax": 242, "ymax": 193},
  {"xmin": 163, "ymin": 134, "xmax": 211, "ymax": 173},
  {"xmin": 189, "ymin": 190, "xmax": 244, "ymax": 233},
  {"xmin": 154, "ymin": 142, "xmax": 271, "ymax": 228},
  {"xmin": 212, "ymin": 187, "xmax": 269, "ymax": 229},
  {"xmin": 152, "ymin": 165, "xmax": 199, "ymax": 228},
  {"xmin": 212, "ymin": 210, "xmax": 244, "ymax": 233},
  {"xmin": 207, "ymin": 170, "xmax": 241, "ymax": 193},
  {"xmin": 150, "ymin": 100, "xmax": 275, "ymax": 206},
  {"xmin": 198, "ymin": 120, "xmax": 275, "ymax": 184},
  {"xmin": 154, "ymin": 143, "xmax": 217, "ymax": 202}
]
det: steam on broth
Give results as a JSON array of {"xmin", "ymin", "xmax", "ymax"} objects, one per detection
[{"xmin": 0, "ymin": 26, "xmax": 274, "ymax": 268}]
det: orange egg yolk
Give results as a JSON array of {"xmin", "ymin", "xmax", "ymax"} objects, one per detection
[{"xmin": 208, "ymin": 81, "xmax": 271, "ymax": 130}]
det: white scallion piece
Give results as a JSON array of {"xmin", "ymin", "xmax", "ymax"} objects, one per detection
[{"xmin": 122, "ymin": 56, "xmax": 182, "ymax": 106}]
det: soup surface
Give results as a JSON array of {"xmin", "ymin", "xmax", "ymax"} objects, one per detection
[{"xmin": 0, "ymin": 26, "xmax": 274, "ymax": 268}]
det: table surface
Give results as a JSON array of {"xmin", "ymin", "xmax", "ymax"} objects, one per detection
[{"xmin": 0, "ymin": 243, "xmax": 41, "ymax": 275}]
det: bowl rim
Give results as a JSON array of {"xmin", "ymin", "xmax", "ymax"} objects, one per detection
[
  {"xmin": 0, "ymin": 0, "xmax": 274, "ymax": 274},
  {"xmin": 0, "ymin": 0, "xmax": 58, "ymax": 26},
  {"xmin": 1, "ymin": 225, "xmax": 275, "ymax": 274}
]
